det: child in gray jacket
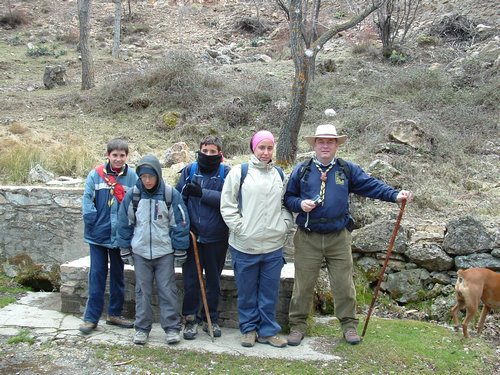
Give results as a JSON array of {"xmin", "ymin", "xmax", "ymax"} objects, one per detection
[{"xmin": 117, "ymin": 154, "xmax": 190, "ymax": 345}]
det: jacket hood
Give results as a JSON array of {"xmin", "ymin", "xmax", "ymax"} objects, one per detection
[{"xmin": 136, "ymin": 154, "xmax": 163, "ymax": 180}]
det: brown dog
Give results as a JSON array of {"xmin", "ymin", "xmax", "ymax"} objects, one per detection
[{"xmin": 450, "ymin": 267, "xmax": 500, "ymax": 338}]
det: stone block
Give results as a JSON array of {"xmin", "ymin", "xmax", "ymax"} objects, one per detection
[{"xmin": 60, "ymin": 257, "xmax": 295, "ymax": 328}]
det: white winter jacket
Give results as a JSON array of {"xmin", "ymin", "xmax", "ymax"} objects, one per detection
[{"xmin": 220, "ymin": 155, "xmax": 293, "ymax": 254}]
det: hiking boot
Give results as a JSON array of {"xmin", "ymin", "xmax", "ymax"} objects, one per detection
[
  {"xmin": 241, "ymin": 331, "xmax": 256, "ymax": 348},
  {"xmin": 287, "ymin": 330, "xmax": 304, "ymax": 346},
  {"xmin": 79, "ymin": 321, "xmax": 97, "ymax": 335},
  {"xmin": 203, "ymin": 322, "xmax": 222, "ymax": 338},
  {"xmin": 106, "ymin": 315, "xmax": 134, "ymax": 328},
  {"xmin": 183, "ymin": 320, "xmax": 198, "ymax": 340},
  {"xmin": 257, "ymin": 335, "xmax": 287, "ymax": 348},
  {"xmin": 133, "ymin": 330, "xmax": 149, "ymax": 345},
  {"xmin": 166, "ymin": 329, "xmax": 181, "ymax": 344},
  {"xmin": 343, "ymin": 329, "xmax": 361, "ymax": 345}
]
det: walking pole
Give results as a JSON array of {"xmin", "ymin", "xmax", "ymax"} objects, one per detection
[
  {"xmin": 190, "ymin": 231, "xmax": 215, "ymax": 342},
  {"xmin": 361, "ymin": 199, "xmax": 407, "ymax": 338}
]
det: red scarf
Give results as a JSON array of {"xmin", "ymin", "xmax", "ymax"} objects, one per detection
[{"xmin": 95, "ymin": 164, "xmax": 125, "ymax": 205}]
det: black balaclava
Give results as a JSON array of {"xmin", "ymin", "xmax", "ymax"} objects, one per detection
[{"xmin": 196, "ymin": 151, "xmax": 222, "ymax": 173}]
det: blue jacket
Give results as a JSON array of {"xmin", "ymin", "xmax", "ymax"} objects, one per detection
[
  {"xmin": 82, "ymin": 162, "xmax": 138, "ymax": 248},
  {"xmin": 175, "ymin": 162, "xmax": 230, "ymax": 243},
  {"xmin": 284, "ymin": 158, "xmax": 399, "ymax": 233},
  {"xmin": 116, "ymin": 155, "xmax": 190, "ymax": 259}
]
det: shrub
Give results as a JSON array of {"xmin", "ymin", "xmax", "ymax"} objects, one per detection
[
  {"xmin": 388, "ymin": 50, "xmax": 407, "ymax": 64},
  {"xmin": 9, "ymin": 122, "xmax": 29, "ymax": 135},
  {"xmin": 56, "ymin": 27, "xmax": 79, "ymax": 45},
  {"xmin": 46, "ymin": 141, "xmax": 100, "ymax": 177},
  {"xmin": 26, "ymin": 46, "xmax": 52, "ymax": 57},
  {"xmin": 416, "ymin": 34, "xmax": 441, "ymax": 47},
  {"xmin": 0, "ymin": 142, "xmax": 43, "ymax": 184},
  {"xmin": 0, "ymin": 138, "xmax": 99, "ymax": 183},
  {"xmin": 7, "ymin": 34, "xmax": 24, "ymax": 46},
  {"xmin": 0, "ymin": 10, "xmax": 29, "ymax": 29}
]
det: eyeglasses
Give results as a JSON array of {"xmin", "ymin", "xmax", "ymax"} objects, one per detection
[{"xmin": 140, "ymin": 174, "xmax": 157, "ymax": 181}]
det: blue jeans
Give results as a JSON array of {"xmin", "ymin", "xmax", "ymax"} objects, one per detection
[
  {"xmin": 182, "ymin": 239, "xmax": 228, "ymax": 323},
  {"xmin": 83, "ymin": 244, "xmax": 125, "ymax": 324},
  {"xmin": 134, "ymin": 253, "xmax": 181, "ymax": 333},
  {"xmin": 230, "ymin": 246, "xmax": 284, "ymax": 337}
]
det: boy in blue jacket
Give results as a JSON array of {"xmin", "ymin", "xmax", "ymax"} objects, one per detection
[
  {"xmin": 117, "ymin": 154, "xmax": 190, "ymax": 345},
  {"xmin": 176, "ymin": 136, "xmax": 230, "ymax": 339},
  {"xmin": 80, "ymin": 138, "xmax": 138, "ymax": 334}
]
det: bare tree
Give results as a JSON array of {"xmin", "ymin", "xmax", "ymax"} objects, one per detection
[
  {"xmin": 375, "ymin": 0, "xmax": 421, "ymax": 57},
  {"xmin": 275, "ymin": 0, "xmax": 383, "ymax": 164},
  {"xmin": 112, "ymin": 0, "xmax": 122, "ymax": 58},
  {"xmin": 7, "ymin": 0, "xmax": 13, "ymax": 18},
  {"xmin": 127, "ymin": 0, "xmax": 132, "ymax": 20},
  {"xmin": 78, "ymin": 0, "xmax": 95, "ymax": 90}
]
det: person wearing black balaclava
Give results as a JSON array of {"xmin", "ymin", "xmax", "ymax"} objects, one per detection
[{"xmin": 175, "ymin": 136, "xmax": 230, "ymax": 340}]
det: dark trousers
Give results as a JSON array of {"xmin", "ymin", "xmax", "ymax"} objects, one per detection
[
  {"xmin": 182, "ymin": 239, "xmax": 228, "ymax": 323},
  {"xmin": 83, "ymin": 244, "xmax": 124, "ymax": 323}
]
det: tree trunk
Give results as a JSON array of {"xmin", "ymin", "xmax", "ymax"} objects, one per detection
[
  {"xmin": 276, "ymin": 0, "xmax": 384, "ymax": 164},
  {"xmin": 112, "ymin": 0, "xmax": 122, "ymax": 58},
  {"xmin": 78, "ymin": 0, "xmax": 95, "ymax": 90},
  {"xmin": 276, "ymin": 0, "xmax": 315, "ymax": 165}
]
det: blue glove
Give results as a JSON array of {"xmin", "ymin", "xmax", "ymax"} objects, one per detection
[
  {"xmin": 120, "ymin": 248, "xmax": 134, "ymax": 266},
  {"xmin": 174, "ymin": 249, "xmax": 188, "ymax": 266}
]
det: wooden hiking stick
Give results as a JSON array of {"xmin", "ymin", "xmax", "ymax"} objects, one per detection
[
  {"xmin": 190, "ymin": 231, "xmax": 215, "ymax": 342},
  {"xmin": 361, "ymin": 199, "xmax": 407, "ymax": 338}
]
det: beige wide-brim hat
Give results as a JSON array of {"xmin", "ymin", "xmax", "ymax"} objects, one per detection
[{"xmin": 304, "ymin": 124, "xmax": 347, "ymax": 146}]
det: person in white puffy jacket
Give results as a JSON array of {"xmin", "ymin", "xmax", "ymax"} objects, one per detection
[{"xmin": 220, "ymin": 130, "xmax": 293, "ymax": 349}]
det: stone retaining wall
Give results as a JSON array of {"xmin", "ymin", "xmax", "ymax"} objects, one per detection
[
  {"xmin": 60, "ymin": 256, "xmax": 295, "ymax": 328},
  {"xmin": 0, "ymin": 186, "xmax": 86, "ymax": 265}
]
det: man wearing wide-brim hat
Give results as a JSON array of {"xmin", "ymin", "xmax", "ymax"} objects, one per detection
[{"xmin": 284, "ymin": 123, "xmax": 412, "ymax": 346}]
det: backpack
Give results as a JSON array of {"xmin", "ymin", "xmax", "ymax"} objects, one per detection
[
  {"xmin": 187, "ymin": 161, "xmax": 226, "ymax": 184},
  {"xmin": 131, "ymin": 185, "xmax": 173, "ymax": 216},
  {"xmin": 297, "ymin": 157, "xmax": 351, "ymax": 186},
  {"xmin": 238, "ymin": 162, "xmax": 285, "ymax": 209}
]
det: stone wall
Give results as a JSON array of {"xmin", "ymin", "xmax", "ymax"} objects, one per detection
[
  {"xmin": 0, "ymin": 186, "xmax": 87, "ymax": 265},
  {"xmin": 2, "ymin": 186, "xmax": 499, "ymax": 322},
  {"xmin": 60, "ymin": 256, "xmax": 294, "ymax": 328}
]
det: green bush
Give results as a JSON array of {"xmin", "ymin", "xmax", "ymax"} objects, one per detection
[
  {"xmin": 26, "ymin": 46, "xmax": 52, "ymax": 57},
  {"xmin": 388, "ymin": 50, "xmax": 406, "ymax": 64}
]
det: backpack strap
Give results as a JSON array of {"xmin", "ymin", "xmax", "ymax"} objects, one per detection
[
  {"xmin": 132, "ymin": 186, "xmax": 141, "ymax": 216},
  {"xmin": 187, "ymin": 161, "xmax": 198, "ymax": 183},
  {"xmin": 218, "ymin": 163, "xmax": 226, "ymax": 183},
  {"xmin": 238, "ymin": 163, "xmax": 284, "ymax": 210},
  {"xmin": 337, "ymin": 158, "xmax": 351, "ymax": 189},
  {"xmin": 163, "ymin": 184, "xmax": 173, "ymax": 209},
  {"xmin": 132, "ymin": 184, "xmax": 173, "ymax": 218},
  {"xmin": 275, "ymin": 166, "xmax": 285, "ymax": 181}
]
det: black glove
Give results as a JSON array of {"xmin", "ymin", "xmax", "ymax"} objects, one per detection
[
  {"xmin": 186, "ymin": 182, "xmax": 202, "ymax": 197},
  {"xmin": 120, "ymin": 247, "xmax": 134, "ymax": 266},
  {"xmin": 174, "ymin": 249, "xmax": 188, "ymax": 267}
]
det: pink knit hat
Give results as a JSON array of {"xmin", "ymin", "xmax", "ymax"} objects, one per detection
[{"xmin": 250, "ymin": 130, "xmax": 275, "ymax": 151}]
